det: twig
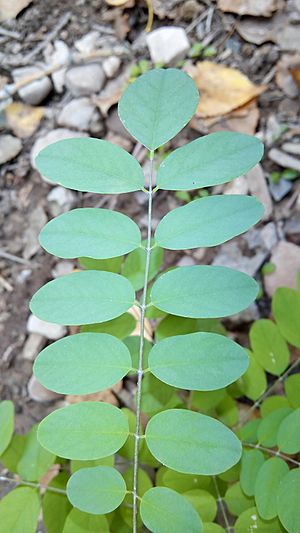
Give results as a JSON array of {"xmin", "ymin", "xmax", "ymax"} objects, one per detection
[
  {"xmin": 0, "ymin": 274, "xmax": 13, "ymax": 292},
  {"xmin": 0, "ymin": 27, "xmax": 21, "ymax": 39},
  {"xmin": 145, "ymin": 0, "xmax": 154, "ymax": 33},
  {"xmin": 22, "ymin": 12, "xmax": 71, "ymax": 64},
  {"xmin": 0, "ymin": 249, "xmax": 32, "ymax": 266},
  {"xmin": 236, "ymin": 358, "xmax": 300, "ymax": 429},
  {"xmin": 186, "ymin": 8, "xmax": 209, "ymax": 34},
  {"xmin": 132, "ymin": 150, "xmax": 155, "ymax": 533},
  {"xmin": 243, "ymin": 442, "xmax": 300, "ymax": 467}
]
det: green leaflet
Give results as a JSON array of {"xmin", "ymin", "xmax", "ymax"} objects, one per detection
[
  {"xmin": 238, "ymin": 419, "xmax": 261, "ymax": 445},
  {"xmin": 183, "ymin": 489, "xmax": 217, "ymax": 522},
  {"xmin": 0, "ymin": 487, "xmax": 40, "ymax": 533},
  {"xmin": 140, "ymin": 373, "xmax": 176, "ymax": 415},
  {"xmin": 272, "ymin": 287, "xmax": 300, "ymax": 348},
  {"xmin": 250, "ymin": 319, "xmax": 290, "ymax": 376},
  {"xmin": 277, "ymin": 468, "xmax": 300, "ymax": 533},
  {"xmin": 260, "ymin": 395, "xmax": 290, "ymax": 417},
  {"xmin": 122, "ymin": 244, "xmax": 164, "ymax": 291},
  {"xmin": 254, "ymin": 458, "xmax": 289, "ymax": 520},
  {"xmin": 145, "ymin": 409, "xmax": 242, "ymax": 475},
  {"xmin": 0, "ymin": 400, "xmax": 14, "ymax": 455},
  {"xmin": 277, "ymin": 408, "xmax": 300, "ymax": 454},
  {"xmin": 156, "ymin": 315, "xmax": 226, "ymax": 341},
  {"xmin": 81, "ymin": 313, "xmax": 136, "ymax": 339},
  {"xmin": 62, "ymin": 509, "xmax": 109, "ymax": 533},
  {"xmin": 235, "ymin": 507, "xmax": 284, "ymax": 533},
  {"xmin": 140, "ymin": 487, "xmax": 202, "ymax": 533},
  {"xmin": 240, "ymin": 450, "xmax": 265, "ymax": 497},
  {"xmin": 224, "ymin": 482, "xmax": 254, "ymax": 517},
  {"xmin": 285, "ymin": 374, "xmax": 300, "ymax": 408},
  {"xmin": 37, "ymin": 402, "xmax": 129, "ymax": 460},
  {"xmin": 120, "ymin": 468, "xmax": 153, "ymax": 528},
  {"xmin": 257, "ymin": 408, "xmax": 292, "ymax": 447},
  {"xmin": 79, "ymin": 256, "xmax": 122, "ymax": 273},
  {"xmin": 17, "ymin": 425, "xmax": 55, "ymax": 482},
  {"xmin": 238, "ymin": 352, "xmax": 267, "ymax": 401},
  {"xmin": 203, "ymin": 524, "xmax": 225, "ymax": 533},
  {"xmin": 150, "ymin": 265, "xmax": 258, "ymax": 318},
  {"xmin": 30, "ymin": 270, "xmax": 135, "ymax": 325},
  {"xmin": 148, "ymin": 332, "xmax": 248, "ymax": 391},
  {"xmin": 40, "ymin": 208, "xmax": 141, "ymax": 259},
  {"xmin": 161, "ymin": 468, "xmax": 212, "ymax": 493},
  {"xmin": 67, "ymin": 466, "xmax": 126, "ymax": 514},
  {"xmin": 71, "ymin": 456, "xmax": 114, "ymax": 473},
  {"xmin": 155, "ymin": 195, "xmax": 263, "ymax": 250},
  {"xmin": 33, "ymin": 333, "xmax": 132, "ymax": 395},
  {"xmin": 156, "ymin": 132, "xmax": 263, "ymax": 191},
  {"xmin": 43, "ymin": 472, "xmax": 71, "ymax": 533},
  {"xmin": 0, "ymin": 434, "xmax": 26, "ymax": 473},
  {"xmin": 35, "ymin": 137, "xmax": 144, "ymax": 194},
  {"xmin": 118, "ymin": 68, "xmax": 199, "ymax": 150}
]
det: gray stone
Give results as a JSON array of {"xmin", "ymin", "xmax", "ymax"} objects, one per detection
[
  {"xmin": 75, "ymin": 31, "xmax": 100, "ymax": 53},
  {"xmin": 31, "ymin": 128, "xmax": 87, "ymax": 173},
  {"xmin": 246, "ymin": 164, "xmax": 273, "ymax": 220},
  {"xmin": 45, "ymin": 40, "xmax": 70, "ymax": 93},
  {"xmin": 284, "ymin": 214, "xmax": 300, "ymax": 244},
  {"xmin": 65, "ymin": 64, "xmax": 106, "ymax": 96},
  {"xmin": 13, "ymin": 66, "xmax": 52, "ymax": 105},
  {"xmin": 282, "ymin": 142, "xmax": 300, "ymax": 156},
  {"xmin": 47, "ymin": 186, "xmax": 77, "ymax": 216},
  {"xmin": 269, "ymin": 179, "xmax": 293, "ymax": 202},
  {"xmin": 212, "ymin": 241, "xmax": 267, "ymax": 277},
  {"xmin": 22, "ymin": 333, "xmax": 46, "ymax": 361},
  {"xmin": 176, "ymin": 255, "xmax": 196, "ymax": 267},
  {"xmin": 269, "ymin": 148, "xmax": 300, "ymax": 172},
  {"xmin": 23, "ymin": 206, "xmax": 47, "ymax": 259},
  {"xmin": 146, "ymin": 26, "xmax": 190, "ymax": 64},
  {"xmin": 57, "ymin": 97, "xmax": 96, "ymax": 130},
  {"xmin": 264, "ymin": 240, "xmax": 300, "ymax": 296},
  {"xmin": 28, "ymin": 375, "xmax": 62, "ymax": 402},
  {"xmin": 27, "ymin": 314, "xmax": 67, "ymax": 340},
  {"xmin": 0, "ymin": 134, "xmax": 22, "ymax": 164},
  {"xmin": 103, "ymin": 56, "xmax": 121, "ymax": 78},
  {"xmin": 51, "ymin": 261, "xmax": 74, "ymax": 278},
  {"xmin": 223, "ymin": 176, "xmax": 249, "ymax": 195}
]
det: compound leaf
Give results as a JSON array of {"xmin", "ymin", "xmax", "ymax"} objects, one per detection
[
  {"xmin": 62, "ymin": 509, "xmax": 109, "ymax": 533},
  {"xmin": 140, "ymin": 487, "xmax": 202, "ymax": 533},
  {"xmin": 37, "ymin": 402, "xmax": 129, "ymax": 460},
  {"xmin": 277, "ymin": 468, "xmax": 300, "ymax": 533},
  {"xmin": 156, "ymin": 132, "xmax": 263, "ymax": 191},
  {"xmin": 150, "ymin": 266, "xmax": 258, "ymax": 318},
  {"xmin": 250, "ymin": 319, "xmax": 290, "ymax": 376},
  {"xmin": 67, "ymin": 466, "xmax": 126, "ymax": 514},
  {"xmin": 35, "ymin": 138, "xmax": 144, "ymax": 194},
  {"xmin": 254, "ymin": 458, "xmax": 289, "ymax": 520},
  {"xmin": 155, "ymin": 195, "xmax": 263, "ymax": 250},
  {"xmin": 118, "ymin": 69, "xmax": 199, "ymax": 151},
  {"xmin": 30, "ymin": 271, "xmax": 135, "ymax": 325},
  {"xmin": 40, "ymin": 208, "xmax": 141, "ymax": 259},
  {"xmin": 0, "ymin": 487, "xmax": 40, "ymax": 533},
  {"xmin": 34, "ymin": 333, "xmax": 132, "ymax": 395},
  {"xmin": 148, "ymin": 332, "xmax": 248, "ymax": 391},
  {"xmin": 0, "ymin": 400, "xmax": 14, "ymax": 455},
  {"xmin": 145, "ymin": 409, "xmax": 242, "ymax": 475}
]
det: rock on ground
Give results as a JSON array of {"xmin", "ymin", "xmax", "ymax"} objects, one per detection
[
  {"xmin": 13, "ymin": 66, "xmax": 52, "ymax": 105},
  {"xmin": 65, "ymin": 63, "xmax": 106, "ymax": 96},
  {"xmin": 27, "ymin": 314, "xmax": 66, "ymax": 340},
  {"xmin": 146, "ymin": 26, "xmax": 190, "ymax": 64},
  {"xmin": 0, "ymin": 134, "xmax": 22, "ymax": 164},
  {"xmin": 246, "ymin": 164, "xmax": 273, "ymax": 220},
  {"xmin": 28, "ymin": 375, "xmax": 63, "ymax": 402},
  {"xmin": 22, "ymin": 333, "xmax": 46, "ymax": 361},
  {"xmin": 264, "ymin": 240, "xmax": 300, "ymax": 296},
  {"xmin": 57, "ymin": 97, "xmax": 96, "ymax": 130},
  {"xmin": 47, "ymin": 186, "xmax": 77, "ymax": 216}
]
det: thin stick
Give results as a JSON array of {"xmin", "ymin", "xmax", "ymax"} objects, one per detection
[
  {"xmin": 0, "ymin": 475, "xmax": 66, "ymax": 495},
  {"xmin": 236, "ymin": 358, "xmax": 300, "ymax": 428},
  {"xmin": 243, "ymin": 442, "xmax": 300, "ymax": 467},
  {"xmin": 132, "ymin": 150, "xmax": 154, "ymax": 533},
  {"xmin": 145, "ymin": 0, "xmax": 154, "ymax": 33}
]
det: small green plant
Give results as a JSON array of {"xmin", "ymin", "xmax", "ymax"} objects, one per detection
[{"xmin": 1, "ymin": 68, "xmax": 269, "ymax": 532}]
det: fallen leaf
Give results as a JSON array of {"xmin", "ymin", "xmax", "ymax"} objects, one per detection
[
  {"xmin": 187, "ymin": 61, "xmax": 265, "ymax": 118},
  {"xmin": 128, "ymin": 305, "xmax": 153, "ymax": 341},
  {"xmin": 5, "ymin": 102, "xmax": 44, "ymax": 138},
  {"xmin": 0, "ymin": 0, "xmax": 31, "ymax": 21},
  {"xmin": 93, "ymin": 67, "xmax": 130, "ymax": 116},
  {"xmin": 291, "ymin": 65, "xmax": 300, "ymax": 87},
  {"xmin": 217, "ymin": 0, "xmax": 281, "ymax": 17},
  {"xmin": 66, "ymin": 381, "xmax": 122, "ymax": 406},
  {"xmin": 237, "ymin": 13, "xmax": 300, "ymax": 52},
  {"xmin": 191, "ymin": 100, "xmax": 260, "ymax": 135}
]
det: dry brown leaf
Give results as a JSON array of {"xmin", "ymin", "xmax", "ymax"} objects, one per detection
[
  {"xmin": 191, "ymin": 101, "xmax": 260, "ymax": 135},
  {"xmin": 66, "ymin": 381, "xmax": 122, "ymax": 406},
  {"xmin": 188, "ymin": 61, "xmax": 265, "ymax": 118},
  {"xmin": 93, "ymin": 68, "xmax": 130, "ymax": 116},
  {"xmin": 217, "ymin": 0, "xmax": 281, "ymax": 17},
  {"xmin": 276, "ymin": 54, "xmax": 300, "ymax": 97},
  {"xmin": 0, "ymin": 0, "xmax": 31, "ymax": 21},
  {"xmin": 290, "ymin": 66, "xmax": 300, "ymax": 88},
  {"xmin": 5, "ymin": 102, "xmax": 44, "ymax": 138}
]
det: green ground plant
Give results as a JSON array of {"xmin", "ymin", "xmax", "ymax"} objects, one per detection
[{"xmin": 1, "ymin": 68, "xmax": 298, "ymax": 532}]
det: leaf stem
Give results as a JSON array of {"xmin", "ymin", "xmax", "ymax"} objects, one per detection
[
  {"xmin": 132, "ymin": 149, "xmax": 155, "ymax": 532},
  {"xmin": 0, "ymin": 475, "xmax": 67, "ymax": 495},
  {"xmin": 242, "ymin": 441, "xmax": 300, "ymax": 466}
]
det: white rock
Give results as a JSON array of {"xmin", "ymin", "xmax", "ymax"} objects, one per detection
[
  {"xmin": 23, "ymin": 205, "xmax": 47, "ymax": 259},
  {"xmin": 65, "ymin": 64, "xmax": 106, "ymax": 96},
  {"xmin": 22, "ymin": 333, "xmax": 46, "ymax": 361},
  {"xmin": 13, "ymin": 66, "xmax": 52, "ymax": 105},
  {"xmin": 47, "ymin": 186, "xmax": 77, "ymax": 216},
  {"xmin": 27, "ymin": 314, "xmax": 67, "ymax": 340},
  {"xmin": 146, "ymin": 26, "xmax": 190, "ymax": 64},
  {"xmin": 264, "ymin": 240, "xmax": 300, "ymax": 296},
  {"xmin": 31, "ymin": 128, "xmax": 87, "ymax": 172},
  {"xmin": 28, "ymin": 375, "xmax": 62, "ymax": 402},
  {"xmin": 75, "ymin": 31, "xmax": 100, "ymax": 53},
  {"xmin": 269, "ymin": 148, "xmax": 300, "ymax": 173},
  {"xmin": 57, "ymin": 97, "xmax": 96, "ymax": 130},
  {"xmin": 0, "ymin": 134, "xmax": 22, "ymax": 164},
  {"xmin": 282, "ymin": 142, "xmax": 300, "ymax": 156},
  {"xmin": 45, "ymin": 40, "xmax": 70, "ymax": 93},
  {"xmin": 246, "ymin": 164, "xmax": 273, "ymax": 221},
  {"xmin": 176, "ymin": 255, "xmax": 196, "ymax": 267},
  {"xmin": 51, "ymin": 261, "xmax": 74, "ymax": 278},
  {"xmin": 223, "ymin": 176, "xmax": 249, "ymax": 195},
  {"xmin": 103, "ymin": 56, "xmax": 121, "ymax": 78}
]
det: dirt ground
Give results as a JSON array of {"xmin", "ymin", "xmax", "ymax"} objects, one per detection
[{"xmin": 1, "ymin": 0, "xmax": 300, "ymax": 432}]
